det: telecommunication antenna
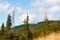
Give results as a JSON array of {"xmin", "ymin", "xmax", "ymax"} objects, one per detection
[{"xmin": 12, "ymin": 7, "xmax": 16, "ymax": 27}]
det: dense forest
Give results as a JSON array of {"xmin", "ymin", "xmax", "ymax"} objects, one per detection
[{"xmin": 0, "ymin": 14, "xmax": 60, "ymax": 40}]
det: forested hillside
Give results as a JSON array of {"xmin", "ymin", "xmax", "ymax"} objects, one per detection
[{"xmin": 0, "ymin": 14, "xmax": 60, "ymax": 40}]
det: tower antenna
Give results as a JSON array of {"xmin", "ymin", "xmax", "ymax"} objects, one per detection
[{"xmin": 12, "ymin": 7, "xmax": 16, "ymax": 27}]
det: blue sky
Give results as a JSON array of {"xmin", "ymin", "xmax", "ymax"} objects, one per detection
[{"xmin": 0, "ymin": 0, "xmax": 60, "ymax": 27}]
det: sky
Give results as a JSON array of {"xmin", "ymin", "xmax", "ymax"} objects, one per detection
[{"xmin": 0, "ymin": 0, "xmax": 60, "ymax": 27}]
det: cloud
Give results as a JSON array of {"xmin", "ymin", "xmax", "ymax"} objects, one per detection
[
  {"xmin": 0, "ymin": 2, "xmax": 11, "ymax": 13},
  {"xmin": 0, "ymin": 0, "xmax": 60, "ymax": 25},
  {"xmin": 18, "ymin": 11, "xmax": 37, "ymax": 24},
  {"xmin": 46, "ymin": 0, "xmax": 60, "ymax": 5},
  {"xmin": 0, "ymin": 2, "xmax": 23, "ymax": 14},
  {"xmin": 30, "ymin": 0, "xmax": 60, "ymax": 8},
  {"xmin": 30, "ymin": 0, "xmax": 41, "ymax": 6},
  {"xmin": 30, "ymin": 0, "xmax": 60, "ymax": 20},
  {"xmin": 0, "ymin": 2, "xmax": 38, "ymax": 25},
  {"xmin": 49, "ymin": 6, "xmax": 59, "ymax": 13},
  {"xmin": 39, "ymin": 7, "xmax": 53, "ymax": 19},
  {"xmin": 30, "ymin": 0, "xmax": 44, "ymax": 7},
  {"xmin": 39, "ymin": 5, "xmax": 60, "ymax": 19},
  {"xmin": 0, "ymin": 2, "xmax": 26, "ymax": 14}
]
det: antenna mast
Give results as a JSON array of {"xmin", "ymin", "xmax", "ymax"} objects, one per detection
[{"xmin": 12, "ymin": 7, "xmax": 16, "ymax": 27}]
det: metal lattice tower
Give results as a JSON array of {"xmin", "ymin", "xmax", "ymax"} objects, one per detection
[{"xmin": 12, "ymin": 8, "xmax": 16, "ymax": 27}]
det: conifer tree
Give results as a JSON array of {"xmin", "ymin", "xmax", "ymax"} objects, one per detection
[
  {"xmin": 45, "ymin": 13, "xmax": 49, "ymax": 27},
  {"xmin": 6, "ymin": 14, "xmax": 12, "ymax": 31},
  {"xmin": 1, "ymin": 23, "xmax": 5, "ymax": 33},
  {"xmin": 59, "ymin": 18, "xmax": 60, "ymax": 31},
  {"xmin": 24, "ymin": 14, "xmax": 32, "ymax": 40},
  {"xmin": 57, "ymin": 17, "xmax": 60, "ymax": 31},
  {"xmin": 58, "ymin": 18, "xmax": 60, "ymax": 30},
  {"xmin": 43, "ymin": 13, "xmax": 49, "ymax": 36}
]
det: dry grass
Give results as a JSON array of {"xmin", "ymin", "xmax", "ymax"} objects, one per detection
[{"xmin": 33, "ymin": 32, "xmax": 60, "ymax": 40}]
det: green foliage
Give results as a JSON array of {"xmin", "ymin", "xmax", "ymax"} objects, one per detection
[
  {"xmin": 23, "ymin": 14, "xmax": 33, "ymax": 40},
  {"xmin": 1, "ymin": 23, "xmax": 5, "ymax": 33},
  {"xmin": 6, "ymin": 14, "xmax": 12, "ymax": 31},
  {"xmin": 0, "ymin": 14, "xmax": 60, "ymax": 40}
]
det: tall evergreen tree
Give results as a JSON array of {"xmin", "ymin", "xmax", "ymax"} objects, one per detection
[
  {"xmin": 43, "ymin": 13, "xmax": 49, "ymax": 36},
  {"xmin": 1, "ymin": 23, "xmax": 5, "ymax": 33},
  {"xmin": 23, "ymin": 14, "xmax": 32, "ymax": 40},
  {"xmin": 45, "ymin": 13, "xmax": 49, "ymax": 32},
  {"xmin": 57, "ymin": 17, "xmax": 60, "ymax": 31},
  {"xmin": 6, "ymin": 14, "xmax": 12, "ymax": 31},
  {"xmin": 45, "ymin": 13, "xmax": 49, "ymax": 27},
  {"xmin": 59, "ymin": 18, "xmax": 60, "ymax": 31}
]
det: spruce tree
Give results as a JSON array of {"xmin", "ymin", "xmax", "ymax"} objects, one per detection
[
  {"xmin": 58, "ymin": 18, "xmax": 60, "ymax": 31},
  {"xmin": 1, "ymin": 23, "xmax": 5, "ymax": 33},
  {"xmin": 45, "ymin": 13, "xmax": 49, "ymax": 27},
  {"xmin": 57, "ymin": 17, "xmax": 60, "ymax": 31},
  {"xmin": 6, "ymin": 14, "xmax": 12, "ymax": 31},
  {"xmin": 43, "ymin": 13, "xmax": 49, "ymax": 36},
  {"xmin": 23, "ymin": 14, "xmax": 32, "ymax": 40}
]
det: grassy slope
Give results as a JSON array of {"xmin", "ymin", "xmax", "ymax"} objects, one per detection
[{"xmin": 33, "ymin": 32, "xmax": 60, "ymax": 40}]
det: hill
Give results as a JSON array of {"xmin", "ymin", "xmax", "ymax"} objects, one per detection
[
  {"xmin": 14, "ymin": 20, "xmax": 60, "ymax": 39},
  {"xmin": 33, "ymin": 32, "xmax": 60, "ymax": 40},
  {"xmin": 14, "ymin": 20, "xmax": 59, "ymax": 29}
]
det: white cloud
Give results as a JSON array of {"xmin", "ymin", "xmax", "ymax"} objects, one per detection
[
  {"xmin": 9, "ymin": 6, "xmax": 33, "ymax": 15},
  {"xmin": 46, "ymin": 0, "xmax": 60, "ymax": 5},
  {"xmin": 0, "ymin": 2, "xmax": 26, "ymax": 14},
  {"xmin": 0, "ymin": 2, "xmax": 38, "ymax": 25},
  {"xmin": 49, "ymin": 6, "xmax": 59, "ymax": 13},
  {"xmin": 39, "ymin": 5, "xmax": 60, "ymax": 19},
  {"xmin": 30, "ymin": 0, "xmax": 45, "ymax": 6},
  {"xmin": 30, "ymin": 0, "xmax": 41, "ymax": 6},
  {"xmin": 39, "ymin": 8, "xmax": 53, "ymax": 19},
  {"xmin": 13, "ymin": 7, "xmax": 25, "ymax": 14},
  {"xmin": 30, "ymin": 0, "xmax": 60, "ymax": 20},
  {"xmin": 15, "ymin": 7, "xmax": 33, "ymax": 14},
  {"xmin": 30, "ymin": 0, "xmax": 60, "ymax": 7},
  {"xmin": 19, "ymin": 13, "xmax": 37, "ymax": 24},
  {"xmin": 0, "ymin": 0, "xmax": 60, "ymax": 25},
  {"xmin": 0, "ymin": 2, "xmax": 10, "ymax": 13}
]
